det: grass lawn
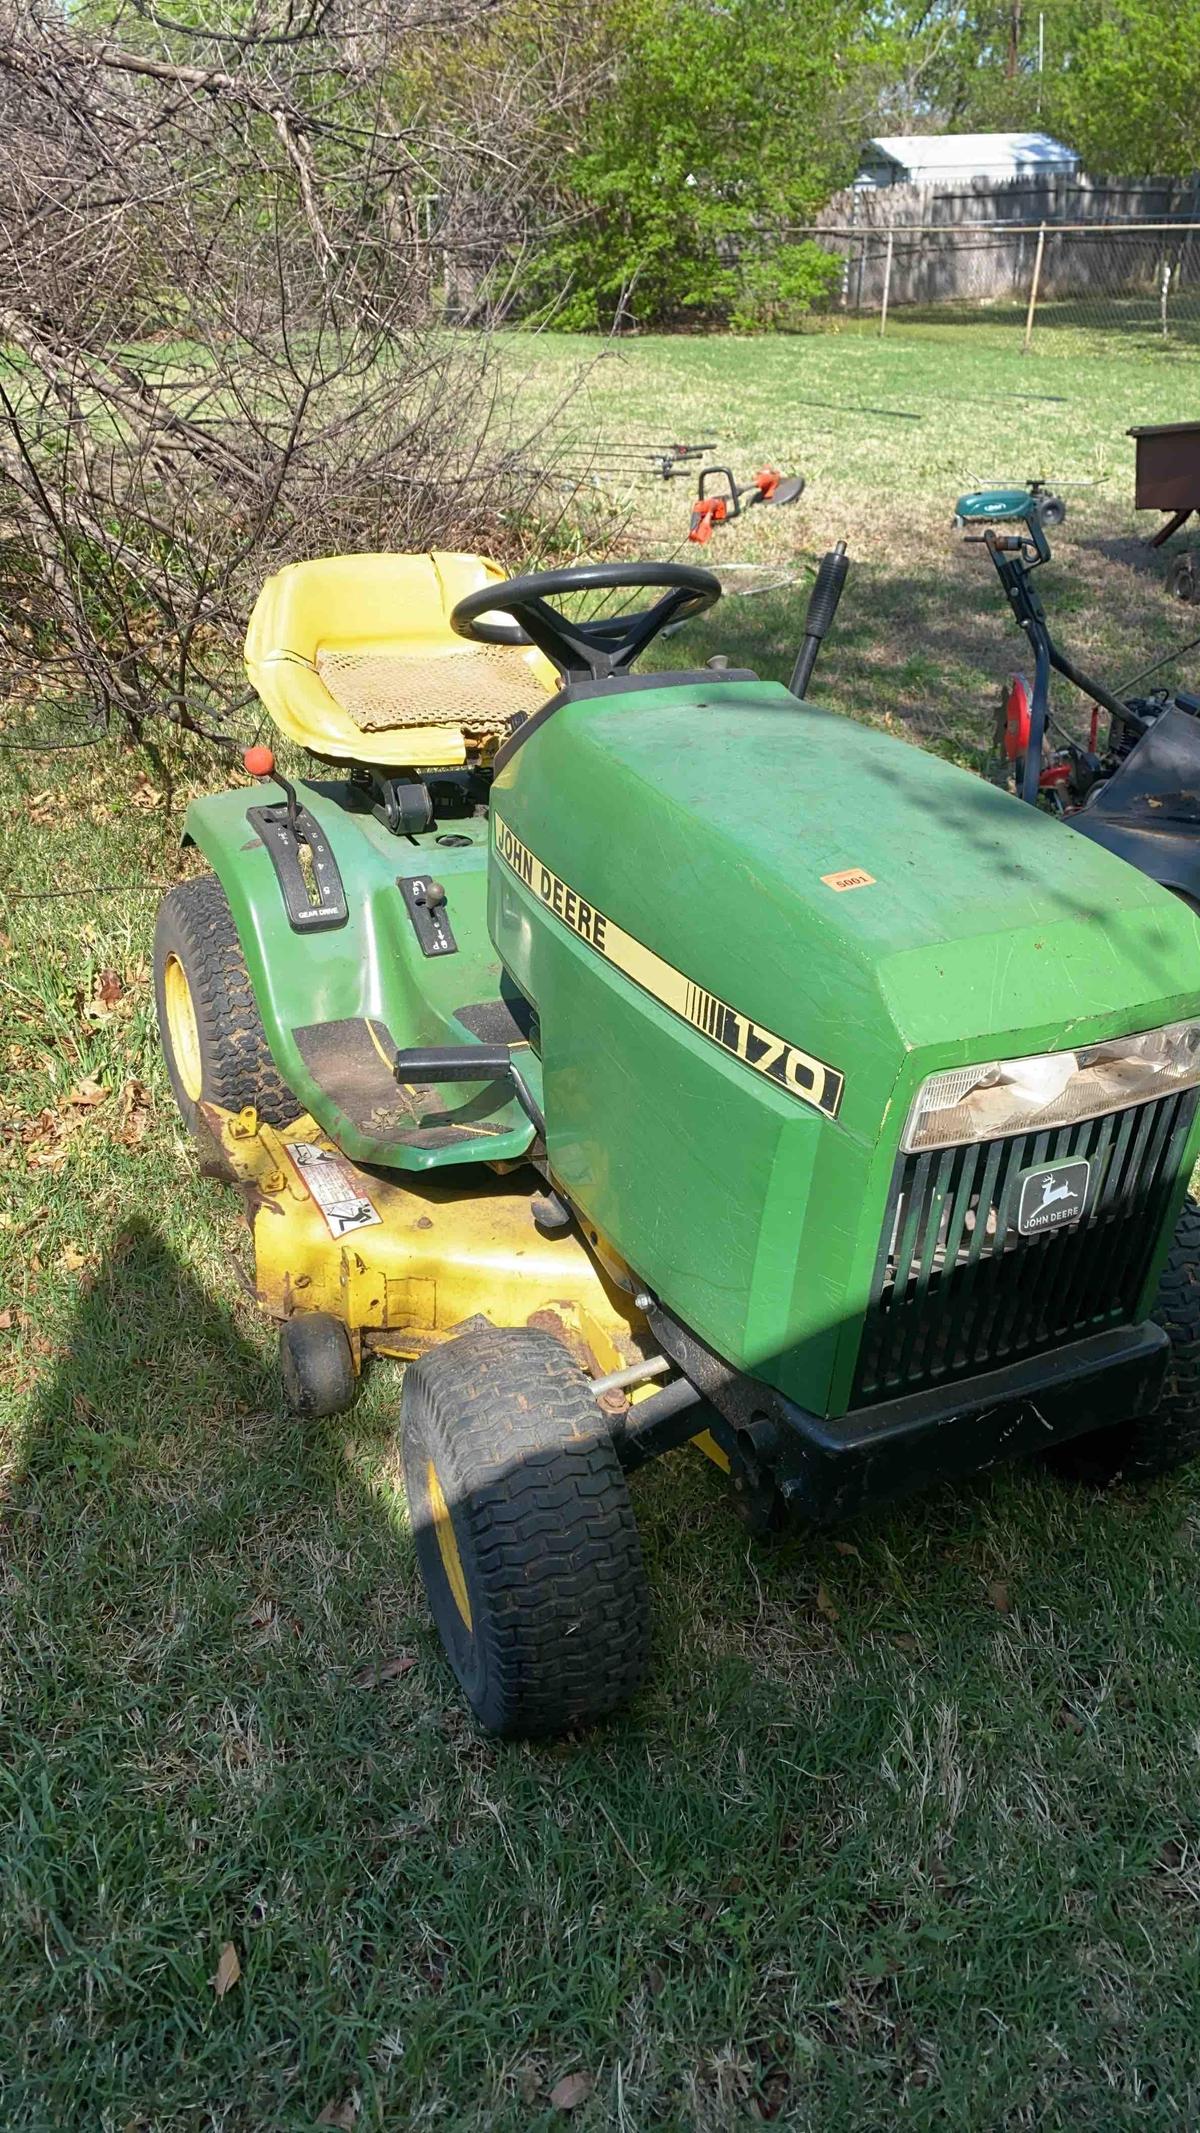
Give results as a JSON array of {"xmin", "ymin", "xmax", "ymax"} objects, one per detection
[
  {"xmin": 5, "ymin": 325, "xmax": 1200, "ymax": 2131},
  {"xmin": 509, "ymin": 322, "xmax": 1200, "ymax": 758}
]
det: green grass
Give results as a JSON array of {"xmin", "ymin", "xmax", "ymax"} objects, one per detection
[
  {"xmin": 507, "ymin": 324, "xmax": 1200, "ymax": 756},
  {"xmin": 7, "ymin": 326, "xmax": 1200, "ymax": 2129}
]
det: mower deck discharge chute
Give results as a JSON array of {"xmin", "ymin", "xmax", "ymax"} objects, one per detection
[{"xmin": 158, "ymin": 541, "xmax": 1200, "ymax": 1737}]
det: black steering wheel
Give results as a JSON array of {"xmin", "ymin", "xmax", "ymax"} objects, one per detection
[{"xmin": 449, "ymin": 560, "xmax": 721, "ymax": 683}]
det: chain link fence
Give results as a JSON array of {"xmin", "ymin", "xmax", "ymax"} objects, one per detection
[{"xmin": 788, "ymin": 222, "xmax": 1200, "ymax": 350}]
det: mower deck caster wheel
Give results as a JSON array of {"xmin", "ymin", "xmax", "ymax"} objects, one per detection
[
  {"xmin": 280, "ymin": 1312, "xmax": 357, "ymax": 1417},
  {"xmin": 401, "ymin": 1326, "xmax": 650, "ymax": 1738},
  {"xmin": 1167, "ymin": 556, "xmax": 1198, "ymax": 604}
]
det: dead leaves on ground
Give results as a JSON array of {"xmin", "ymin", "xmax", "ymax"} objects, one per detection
[
  {"xmin": 64, "ymin": 1076, "xmax": 108, "ymax": 1108},
  {"xmin": 15, "ymin": 1077, "xmax": 108, "ymax": 1172},
  {"xmin": 212, "ymin": 1941, "xmax": 241, "ymax": 1998},
  {"xmin": 24, "ymin": 788, "xmax": 60, "ymax": 828},
  {"xmin": 548, "ymin": 2071, "xmax": 594, "ymax": 2112},
  {"xmin": 73, "ymin": 959, "xmax": 149, "ymax": 1032},
  {"xmin": 9, "ymin": 1073, "xmax": 152, "ymax": 1172},
  {"xmin": 23, "ymin": 776, "xmax": 164, "ymax": 824},
  {"xmin": 117, "ymin": 1079, "xmax": 153, "ymax": 1146},
  {"xmin": 351, "ymin": 1651, "xmax": 417, "ymax": 1689},
  {"xmin": 315, "ymin": 2099, "xmax": 359, "ymax": 2129}
]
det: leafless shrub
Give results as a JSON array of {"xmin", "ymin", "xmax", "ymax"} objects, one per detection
[{"xmin": 0, "ymin": 0, "xmax": 580, "ymax": 748}]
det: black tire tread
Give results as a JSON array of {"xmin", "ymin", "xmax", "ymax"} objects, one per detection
[
  {"xmin": 402, "ymin": 1326, "xmax": 649, "ymax": 1737},
  {"xmin": 280, "ymin": 1312, "xmax": 357, "ymax": 1417},
  {"xmin": 154, "ymin": 874, "xmax": 299, "ymax": 1128}
]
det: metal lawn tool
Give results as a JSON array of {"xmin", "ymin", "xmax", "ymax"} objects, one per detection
[
  {"xmin": 687, "ymin": 463, "xmax": 805, "ymax": 543},
  {"xmin": 546, "ymin": 438, "xmax": 717, "ymax": 488},
  {"xmin": 157, "ymin": 534, "xmax": 1200, "ymax": 1739},
  {"xmin": 958, "ymin": 485, "xmax": 1200, "ymax": 905}
]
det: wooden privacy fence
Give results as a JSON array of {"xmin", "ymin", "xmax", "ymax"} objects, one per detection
[{"xmin": 782, "ymin": 221, "xmax": 1200, "ymax": 347}]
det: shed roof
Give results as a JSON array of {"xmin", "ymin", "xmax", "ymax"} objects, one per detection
[{"xmin": 866, "ymin": 131, "xmax": 1078, "ymax": 177}]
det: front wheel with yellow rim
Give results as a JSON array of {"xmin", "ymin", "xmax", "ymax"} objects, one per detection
[
  {"xmin": 153, "ymin": 875, "xmax": 300, "ymax": 1132},
  {"xmin": 401, "ymin": 1326, "xmax": 650, "ymax": 1738}
]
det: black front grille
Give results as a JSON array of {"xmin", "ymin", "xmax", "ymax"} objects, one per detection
[{"xmin": 853, "ymin": 1090, "xmax": 1198, "ymax": 1404}]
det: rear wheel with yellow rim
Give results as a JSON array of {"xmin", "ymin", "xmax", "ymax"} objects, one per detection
[
  {"xmin": 153, "ymin": 875, "xmax": 300, "ymax": 1132},
  {"xmin": 401, "ymin": 1326, "xmax": 650, "ymax": 1737}
]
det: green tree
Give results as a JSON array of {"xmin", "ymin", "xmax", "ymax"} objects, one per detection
[
  {"xmin": 1047, "ymin": 0, "xmax": 1200, "ymax": 174},
  {"xmin": 871, "ymin": 0, "xmax": 1200, "ymax": 176},
  {"xmin": 509, "ymin": 0, "xmax": 876, "ymax": 330}
]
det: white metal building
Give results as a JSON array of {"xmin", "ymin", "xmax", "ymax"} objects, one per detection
[{"xmin": 857, "ymin": 132, "xmax": 1080, "ymax": 189}]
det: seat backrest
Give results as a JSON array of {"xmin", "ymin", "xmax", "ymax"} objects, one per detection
[
  {"xmin": 245, "ymin": 551, "xmax": 507, "ymax": 666},
  {"xmin": 243, "ymin": 550, "xmax": 557, "ymax": 770}
]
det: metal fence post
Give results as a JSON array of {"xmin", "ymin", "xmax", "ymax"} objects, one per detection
[
  {"xmin": 1023, "ymin": 221, "xmax": 1046, "ymax": 352},
  {"xmin": 879, "ymin": 227, "xmax": 895, "ymax": 337}
]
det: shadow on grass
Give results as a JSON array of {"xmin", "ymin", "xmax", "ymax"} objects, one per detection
[
  {"xmin": 7, "ymin": 1203, "xmax": 1200, "ymax": 2128},
  {"xmin": 3, "ymin": 1220, "xmax": 431, "ymax": 2129},
  {"xmin": 1083, "ymin": 526, "xmax": 1199, "ymax": 582},
  {"xmin": 5, "ymin": 1220, "xmax": 849, "ymax": 2129}
]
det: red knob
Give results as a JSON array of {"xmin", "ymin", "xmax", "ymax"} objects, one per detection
[{"xmin": 243, "ymin": 744, "xmax": 275, "ymax": 777}]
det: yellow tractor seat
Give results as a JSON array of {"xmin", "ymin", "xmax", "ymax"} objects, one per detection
[{"xmin": 244, "ymin": 552, "xmax": 559, "ymax": 770}]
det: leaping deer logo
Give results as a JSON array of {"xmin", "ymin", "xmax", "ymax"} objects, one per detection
[{"xmin": 1038, "ymin": 1172, "xmax": 1078, "ymax": 1212}]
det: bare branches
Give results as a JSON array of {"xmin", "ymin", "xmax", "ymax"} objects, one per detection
[{"xmin": 0, "ymin": 0, "xmax": 569, "ymax": 749}]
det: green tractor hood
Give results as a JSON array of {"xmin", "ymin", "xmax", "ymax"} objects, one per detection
[{"xmin": 491, "ymin": 675, "xmax": 1200, "ymax": 1413}]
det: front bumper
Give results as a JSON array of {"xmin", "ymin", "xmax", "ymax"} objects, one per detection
[
  {"xmin": 648, "ymin": 1305, "xmax": 1168, "ymax": 1525},
  {"xmin": 778, "ymin": 1321, "xmax": 1168, "ymax": 1522}
]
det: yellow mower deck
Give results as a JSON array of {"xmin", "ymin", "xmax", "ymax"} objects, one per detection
[{"xmin": 201, "ymin": 1101, "xmax": 653, "ymax": 1378}]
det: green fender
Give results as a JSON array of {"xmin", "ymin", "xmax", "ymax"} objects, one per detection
[{"xmin": 183, "ymin": 777, "xmax": 534, "ymax": 1171}]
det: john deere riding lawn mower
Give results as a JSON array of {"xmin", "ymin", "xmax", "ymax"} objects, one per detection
[{"xmin": 156, "ymin": 542, "xmax": 1200, "ymax": 1738}]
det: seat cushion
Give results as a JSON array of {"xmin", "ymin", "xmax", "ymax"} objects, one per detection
[{"xmin": 314, "ymin": 643, "xmax": 552, "ymax": 734}]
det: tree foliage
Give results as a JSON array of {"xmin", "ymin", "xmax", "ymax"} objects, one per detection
[
  {"xmin": 1048, "ymin": 0, "xmax": 1200, "ymax": 176},
  {"xmin": 874, "ymin": 0, "xmax": 1200, "ymax": 178},
  {"xmin": 435, "ymin": 0, "xmax": 875, "ymax": 332}
]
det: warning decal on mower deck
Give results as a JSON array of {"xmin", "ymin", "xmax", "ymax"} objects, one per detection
[
  {"xmin": 493, "ymin": 815, "xmax": 843, "ymax": 1119},
  {"xmin": 284, "ymin": 1141, "xmax": 383, "ymax": 1240}
]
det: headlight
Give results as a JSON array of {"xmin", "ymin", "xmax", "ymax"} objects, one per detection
[{"xmin": 902, "ymin": 1020, "xmax": 1200, "ymax": 1153}]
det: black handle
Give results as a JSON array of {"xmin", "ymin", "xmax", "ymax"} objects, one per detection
[
  {"xmin": 392, "ymin": 1043, "xmax": 545, "ymax": 1138},
  {"xmin": 393, "ymin": 1045, "xmax": 511, "ymax": 1081},
  {"xmin": 697, "ymin": 466, "xmax": 742, "ymax": 517},
  {"xmin": 804, "ymin": 543, "xmax": 849, "ymax": 637},
  {"xmin": 790, "ymin": 542, "xmax": 848, "ymax": 700}
]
